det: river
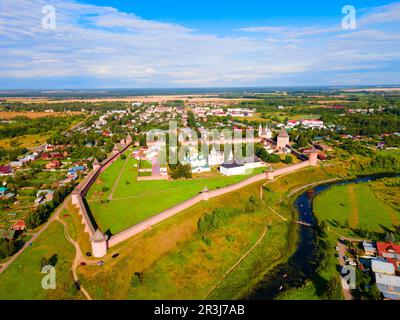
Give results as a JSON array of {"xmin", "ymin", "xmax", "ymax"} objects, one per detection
[{"xmin": 244, "ymin": 172, "xmax": 400, "ymax": 300}]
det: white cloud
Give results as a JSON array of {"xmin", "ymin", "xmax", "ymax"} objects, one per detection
[{"xmin": 0, "ymin": 0, "xmax": 399, "ymax": 87}]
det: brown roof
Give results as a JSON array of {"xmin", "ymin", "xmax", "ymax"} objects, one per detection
[{"xmin": 278, "ymin": 127, "xmax": 289, "ymax": 138}]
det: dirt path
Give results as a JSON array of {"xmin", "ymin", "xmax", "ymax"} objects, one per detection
[
  {"xmin": 347, "ymin": 185, "xmax": 359, "ymax": 228},
  {"xmin": 108, "ymin": 155, "xmax": 130, "ymax": 200},
  {"xmin": 56, "ymin": 217, "xmax": 93, "ymax": 300},
  {"xmin": 337, "ymin": 241, "xmax": 354, "ymax": 300}
]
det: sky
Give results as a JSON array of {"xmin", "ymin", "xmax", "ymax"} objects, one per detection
[{"xmin": 0, "ymin": 0, "xmax": 400, "ymax": 89}]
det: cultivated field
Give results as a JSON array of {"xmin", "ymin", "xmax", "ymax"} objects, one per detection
[
  {"xmin": 0, "ymin": 111, "xmax": 83, "ymax": 119},
  {"xmin": 314, "ymin": 182, "xmax": 399, "ymax": 233}
]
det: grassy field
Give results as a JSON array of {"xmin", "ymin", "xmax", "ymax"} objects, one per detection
[
  {"xmin": 87, "ymin": 149, "xmax": 267, "ymax": 234},
  {"xmin": 314, "ymin": 182, "xmax": 398, "ymax": 234},
  {"xmin": 0, "ymin": 134, "xmax": 50, "ymax": 148},
  {"xmin": 79, "ymin": 181, "xmax": 289, "ymax": 300},
  {"xmin": 0, "ymin": 221, "xmax": 83, "ymax": 300}
]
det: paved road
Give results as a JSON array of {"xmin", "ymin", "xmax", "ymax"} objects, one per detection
[{"xmin": 0, "ymin": 196, "xmax": 70, "ymax": 275}]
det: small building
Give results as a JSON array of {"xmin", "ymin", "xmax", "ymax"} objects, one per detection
[
  {"xmin": 219, "ymin": 161, "xmax": 246, "ymax": 176},
  {"xmin": 375, "ymin": 273, "xmax": 400, "ymax": 300},
  {"xmin": 0, "ymin": 187, "xmax": 8, "ymax": 197}
]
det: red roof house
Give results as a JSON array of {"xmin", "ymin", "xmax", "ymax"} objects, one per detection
[
  {"xmin": 11, "ymin": 219, "xmax": 26, "ymax": 231},
  {"xmin": 377, "ymin": 242, "xmax": 400, "ymax": 272}
]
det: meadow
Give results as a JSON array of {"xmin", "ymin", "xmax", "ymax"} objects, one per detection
[
  {"xmin": 314, "ymin": 182, "xmax": 399, "ymax": 234},
  {"xmin": 0, "ymin": 221, "xmax": 83, "ymax": 300}
]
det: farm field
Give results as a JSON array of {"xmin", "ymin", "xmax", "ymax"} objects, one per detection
[
  {"xmin": 87, "ymin": 149, "xmax": 267, "ymax": 234},
  {"xmin": 0, "ymin": 111, "xmax": 83, "ymax": 119},
  {"xmin": 313, "ymin": 182, "xmax": 399, "ymax": 234}
]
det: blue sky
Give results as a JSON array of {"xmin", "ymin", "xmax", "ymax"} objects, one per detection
[{"xmin": 0, "ymin": 0, "xmax": 399, "ymax": 89}]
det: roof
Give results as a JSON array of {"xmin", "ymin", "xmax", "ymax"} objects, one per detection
[
  {"xmin": 375, "ymin": 273, "xmax": 400, "ymax": 287},
  {"xmin": 93, "ymin": 158, "xmax": 100, "ymax": 165},
  {"xmin": 372, "ymin": 260, "xmax": 395, "ymax": 275},
  {"xmin": 91, "ymin": 229, "xmax": 107, "ymax": 242},
  {"xmin": 278, "ymin": 127, "xmax": 289, "ymax": 138},
  {"xmin": 11, "ymin": 219, "xmax": 26, "ymax": 230},
  {"xmin": 363, "ymin": 241, "xmax": 376, "ymax": 252},
  {"xmin": 221, "ymin": 161, "xmax": 245, "ymax": 169}
]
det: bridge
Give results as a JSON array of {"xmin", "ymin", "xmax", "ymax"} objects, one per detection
[{"xmin": 293, "ymin": 220, "xmax": 313, "ymax": 227}]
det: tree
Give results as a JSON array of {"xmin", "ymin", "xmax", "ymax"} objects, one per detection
[
  {"xmin": 283, "ymin": 155, "xmax": 293, "ymax": 164},
  {"xmin": 323, "ymin": 276, "xmax": 343, "ymax": 300}
]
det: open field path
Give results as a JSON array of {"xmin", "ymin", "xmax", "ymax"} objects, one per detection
[
  {"xmin": 56, "ymin": 217, "xmax": 93, "ymax": 300},
  {"xmin": 347, "ymin": 185, "xmax": 359, "ymax": 228},
  {"xmin": 108, "ymin": 154, "xmax": 130, "ymax": 200}
]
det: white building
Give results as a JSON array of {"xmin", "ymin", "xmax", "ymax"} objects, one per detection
[
  {"xmin": 219, "ymin": 162, "xmax": 246, "ymax": 176},
  {"xmin": 208, "ymin": 147, "xmax": 225, "ymax": 166}
]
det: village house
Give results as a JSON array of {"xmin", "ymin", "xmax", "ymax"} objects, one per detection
[
  {"xmin": 11, "ymin": 219, "xmax": 26, "ymax": 231},
  {"xmin": 46, "ymin": 160, "xmax": 62, "ymax": 169},
  {"xmin": 0, "ymin": 165, "xmax": 12, "ymax": 176}
]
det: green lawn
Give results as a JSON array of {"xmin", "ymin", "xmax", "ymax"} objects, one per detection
[
  {"xmin": 87, "ymin": 149, "xmax": 267, "ymax": 234},
  {"xmin": 0, "ymin": 221, "xmax": 82, "ymax": 300},
  {"xmin": 314, "ymin": 182, "xmax": 398, "ymax": 234}
]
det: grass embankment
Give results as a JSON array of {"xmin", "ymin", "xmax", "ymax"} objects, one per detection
[{"xmin": 87, "ymin": 149, "xmax": 266, "ymax": 234}]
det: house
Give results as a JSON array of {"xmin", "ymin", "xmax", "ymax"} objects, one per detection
[
  {"xmin": 301, "ymin": 119, "xmax": 325, "ymax": 129},
  {"xmin": 377, "ymin": 242, "xmax": 400, "ymax": 272},
  {"xmin": 9, "ymin": 161, "xmax": 23, "ymax": 168},
  {"xmin": 0, "ymin": 165, "xmax": 12, "ymax": 176},
  {"xmin": 0, "ymin": 187, "xmax": 8, "ymax": 197},
  {"xmin": 11, "ymin": 219, "xmax": 26, "ymax": 231},
  {"xmin": 219, "ymin": 161, "xmax": 246, "ymax": 176},
  {"xmin": 362, "ymin": 241, "xmax": 377, "ymax": 256},
  {"xmin": 68, "ymin": 165, "xmax": 86, "ymax": 176},
  {"xmin": 34, "ymin": 190, "xmax": 54, "ymax": 205},
  {"xmin": 372, "ymin": 260, "xmax": 395, "ymax": 275},
  {"xmin": 375, "ymin": 273, "xmax": 400, "ymax": 300},
  {"xmin": 46, "ymin": 160, "xmax": 61, "ymax": 169}
]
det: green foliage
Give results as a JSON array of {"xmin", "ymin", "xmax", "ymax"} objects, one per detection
[
  {"xmin": 0, "ymin": 239, "xmax": 17, "ymax": 259},
  {"xmin": 283, "ymin": 155, "xmax": 293, "ymax": 164},
  {"xmin": 197, "ymin": 208, "xmax": 239, "ymax": 234},
  {"xmin": 201, "ymin": 235, "xmax": 212, "ymax": 246},
  {"xmin": 170, "ymin": 163, "xmax": 192, "ymax": 180},
  {"xmin": 131, "ymin": 272, "xmax": 143, "ymax": 288},
  {"xmin": 322, "ymin": 276, "xmax": 343, "ymax": 300}
]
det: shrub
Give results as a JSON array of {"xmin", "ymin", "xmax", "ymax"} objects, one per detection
[{"xmin": 131, "ymin": 272, "xmax": 143, "ymax": 288}]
